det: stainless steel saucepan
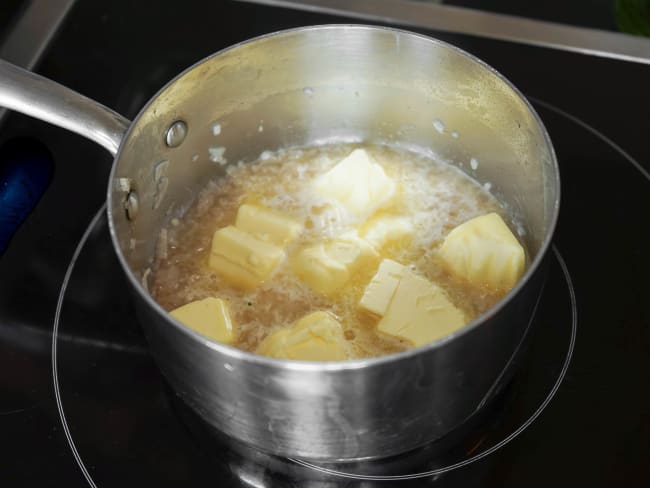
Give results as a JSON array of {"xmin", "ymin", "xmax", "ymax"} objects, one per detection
[{"xmin": 0, "ymin": 25, "xmax": 559, "ymax": 460}]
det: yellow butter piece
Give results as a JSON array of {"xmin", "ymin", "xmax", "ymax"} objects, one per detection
[
  {"xmin": 256, "ymin": 311, "xmax": 348, "ymax": 361},
  {"xmin": 209, "ymin": 225, "xmax": 284, "ymax": 289},
  {"xmin": 360, "ymin": 215, "xmax": 414, "ymax": 250},
  {"xmin": 291, "ymin": 244, "xmax": 349, "ymax": 295},
  {"xmin": 327, "ymin": 231, "xmax": 379, "ymax": 270},
  {"xmin": 439, "ymin": 212, "xmax": 525, "ymax": 291},
  {"xmin": 378, "ymin": 270, "xmax": 466, "ymax": 347},
  {"xmin": 170, "ymin": 297, "xmax": 236, "ymax": 344},
  {"xmin": 313, "ymin": 148, "xmax": 396, "ymax": 219},
  {"xmin": 235, "ymin": 204, "xmax": 302, "ymax": 246},
  {"xmin": 292, "ymin": 233, "xmax": 378, "ymax": 294},
  {"xmin": 359, "ymin": 259, "xmax": 466, "ymax": 347},
  {"xmin": 359, "ymin": 258, "xmax": 404, "ymax": 316}
]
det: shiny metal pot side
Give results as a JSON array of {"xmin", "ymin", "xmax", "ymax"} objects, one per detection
[{"xmin": 0, "ymin": 25, "xmax": 559, "ymax": 460}]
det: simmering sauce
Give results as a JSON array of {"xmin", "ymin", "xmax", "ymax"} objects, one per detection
[{"xmin": 151, "ymin": 144, "xmax": 523, "ymax": 359}]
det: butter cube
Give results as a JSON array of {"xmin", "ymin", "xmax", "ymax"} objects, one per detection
[
  {"xmin": 360, "ymin": 259, "xmax": 466, "ymax": 347},
  {"xmin": 314, "ymin": 149, "xmax": 396, "ymax": 219},
  {"xmin": 327, "ymin": 231, "xmax": 379, "ymax": 270},
  {"xmin": 209, "ymin": 225, "xmax": 284, "ymax": 289},
  {"xmin": 235, "ymin": 204, "xmax": 302, "ymax": 246},
  {"xmin": 360, "ymin": 215, "xmax": 414, "ymax": 250},
  {"xmin": 170, "ymin": 297, "xmax": 236, "ymax": 344},
  {"xmin": 292, "ymin": 234, "xmax": 378, "ymax": 294},
  {"xmin": 359, "ymin": 258, "xmax": 404, "ymax": 316},
  {"xmin": 256, "ymin": 311, "xmax": 348, "ymax": 361},
  {"xmin": 291, "ymin": 244, "xmax": 349, "ymax": 294},
  {"xmin": 378, "ymin": 270, "xmax": 466, "ymax": 347},
  {"xmin": 439, "ymin": 212, "xmax": 525, "ymax": 291}
]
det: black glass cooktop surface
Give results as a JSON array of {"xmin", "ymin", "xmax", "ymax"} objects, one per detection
[
  {"xmin": 50, "ymin": 208, "xmax": 575, "ymax": 486},
  {"xmin": 1, "ymin": 0, "xmax": 649, "ymax": 486}
]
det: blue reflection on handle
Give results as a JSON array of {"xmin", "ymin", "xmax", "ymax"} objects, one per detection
[{"xmin": 0, "ymin": 137, "xmax": 54, "ymax": 255}]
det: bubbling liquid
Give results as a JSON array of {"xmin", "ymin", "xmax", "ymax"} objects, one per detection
[{"xmin": 151, "ymin": 144, "xmax": 517, "ymax": 358}]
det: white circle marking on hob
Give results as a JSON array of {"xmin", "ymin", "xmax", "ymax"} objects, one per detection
[
  {"xmin": 529, "ymin": 97, "xmax": 650, "ymax": 182},
  {"xmin": 51, "ymin": 98, "xmax": 647, "ymax": 485},
  {"xmin": 52, "ymin": 204, "xmax": 105, "ymax": 488}
]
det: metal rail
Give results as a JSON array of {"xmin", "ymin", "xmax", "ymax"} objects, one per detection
[{"xmin": 238, "ymin": 0, "xmax": 650, "ymax": 65}]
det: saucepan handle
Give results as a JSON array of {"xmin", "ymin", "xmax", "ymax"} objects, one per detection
[{"xmin": 0, "ymin": 59, "xmax": 130, "ymax": 157}]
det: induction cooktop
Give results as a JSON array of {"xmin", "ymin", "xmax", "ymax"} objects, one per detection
[{"xmin": 1, "ymin": 1, "xmax": 649, "ymax": 487}]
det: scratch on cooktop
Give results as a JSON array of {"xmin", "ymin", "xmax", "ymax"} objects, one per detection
[
  {"xmin": 0, "ymin": 404, "xmax": 38, "ymax": 416},
  {"xmin": 56, "ymin": 332, "xmax": 148, "ymax": 355}
]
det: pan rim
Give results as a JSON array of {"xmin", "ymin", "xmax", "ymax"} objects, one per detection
[{"xmin": 106, "ymin": 23, "xmax": 561, "ymax": 372}]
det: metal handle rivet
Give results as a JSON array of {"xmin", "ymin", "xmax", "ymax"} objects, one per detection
[{"xmin": 165, "ymin": 120, "xmax": 187, "ymax": 147}]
